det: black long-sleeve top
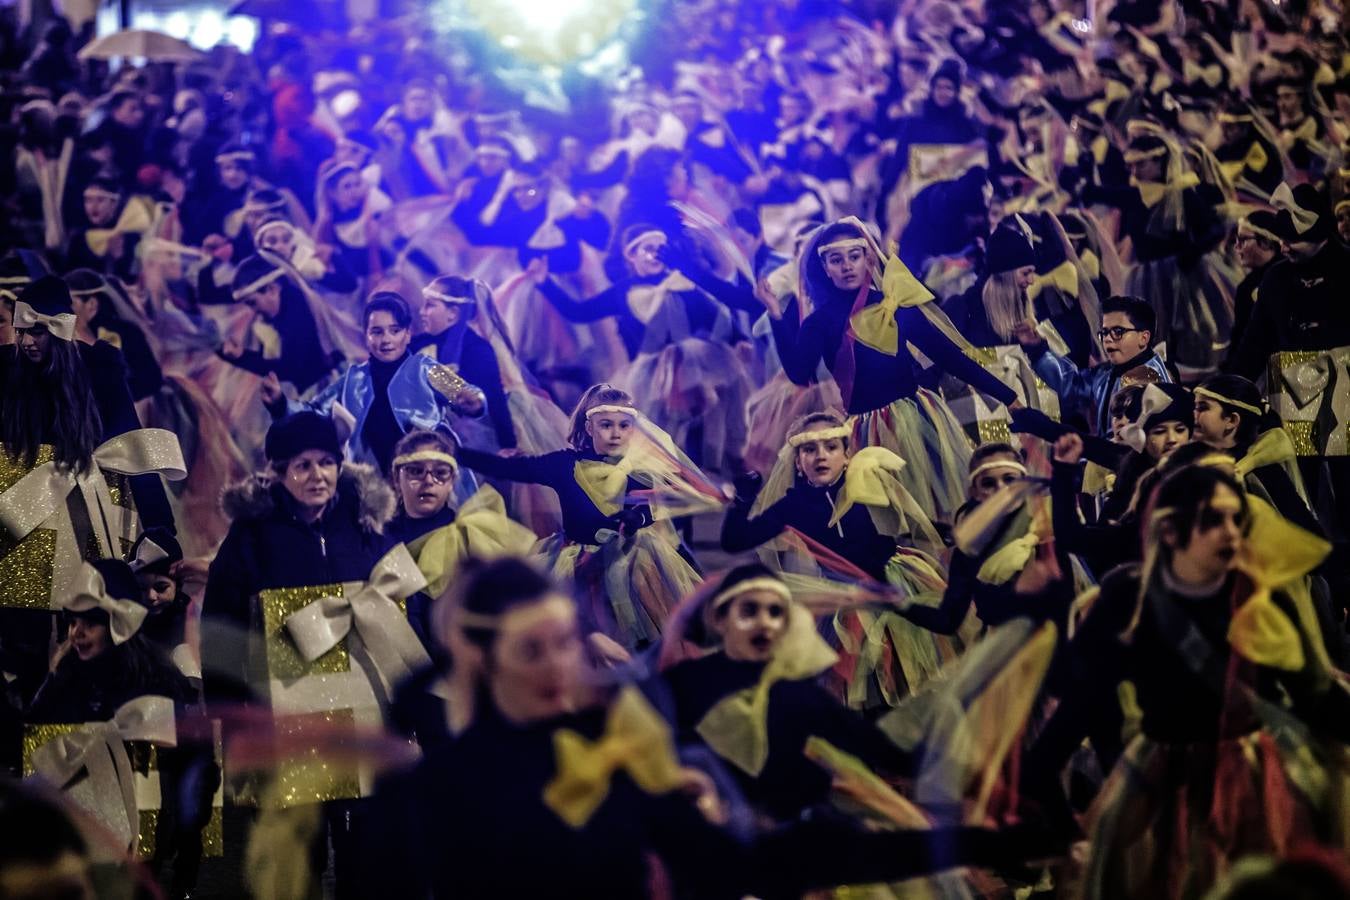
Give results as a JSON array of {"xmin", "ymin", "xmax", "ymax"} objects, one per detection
[
  {"xmin": 455, "ymin": 447, "xmax": 651, "ymax": 544},
  {"xmin": 409, "ymin": 325, "xmax": 517, "ymax": 449},
  {"xmin": 215, "ymin": 284, "xmax": 336, "ymax": 393},
  {"xmin": 536, "ymin": 265, "xmax": 760, "ymax": 359},
  {"xmin": 720, "ymin": 477, "xmax": 898, "ymax": 582},
  {"xmin": 1226, "ymin": 242, "xmax": 1350, "ymax": 381},
  {"xmin": 1080, "ymin": 181, "xmax": 1227, "ymax": 264},
  {"xmin": 359, "ymin": 696, "xmax": 1045, "ymax": 898},
  {"xmin": 661, "ymin": 652, "xmax": 913, "ymax": 820},
  {"xmin": 90, "ymin": 316, "xmax": 163, "ymax": 401},
  {"xmin": 1026, "ymin": 565, "xmax": 1350, "ymax": 788},
  {"xmin": 772, "ymin": 285, "xmax": 1017, "ymax": 414}
]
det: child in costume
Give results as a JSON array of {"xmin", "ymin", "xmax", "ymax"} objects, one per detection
[
  {"xmin": 535, "ymin": 223, "xmax": 759, "ymax": 473},
  {"xmin": 384, "ymin": 429, "xmax": 536, "ymax": 646},
  {"xmin": 769, "ymin": 217, "xmax": 1022, "ymax": 519},
  {"xmin": 722, "ymin": 411, "xmax": 955, "ymax": 710},
  {"xmin": 1025, "ymin": 463, "xmax": 1350, "ymax": 900},
  {"xmin": 455, "ymin": 384, "xmax": 718, "ymax": 649},
  {"xmin": 359, "ymin": 557, "xmax": 1061, "ymax": 897}
]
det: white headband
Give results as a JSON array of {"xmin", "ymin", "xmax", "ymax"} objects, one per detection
[
  {"xmin": 422, "ymin": 287, "xmax": 476, "ymax": 306},
  {"xmin": 623, "ymin": 230, "xmax": 668, "ymax": 257},
  {"xmin": 711, "ymin": 576, "xmax": 791, "ymax": 612},
  {"xmin": 13, "ymin": 300, "xmax": 76, "ymax": 341},
  {"xmin": 392, "ymin": 449, "xmax": 459, "ymax": 472},
  {"xmin": 585, "ymin": 404, "xmax": 638, "ymax": 419},
  {"xmin": 968, "ymin": 459, "xmax": 1028, "ymax": 484},
  {"xmin": 816, "ymin": 237, "xmax": 869, "ymax": 258},
  {"xmin": 787, "ymin": 424, "xmax": 851, "ymax": 448}
]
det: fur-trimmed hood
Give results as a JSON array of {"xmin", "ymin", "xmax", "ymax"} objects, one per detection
[{"xmin": 220, "ymin": 462, "xmax": 396, "ymax": 535}]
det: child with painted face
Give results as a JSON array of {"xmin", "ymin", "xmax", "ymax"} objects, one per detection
[
  {"xmin": 363, "ymin": 558, "xmax": 1062, "ymax": 897},
  {"xmin": 1024, "ymin": 463, "xmax": 1350, "ymax": 900},
  {"xmin": 723, "ymin": 412, "xmax": 953, "ymax": 710},
  {"xmin": 455, "ymin": 384, "xmax": 708, "ymax": 650},
  {"xmin": 659, "ymin": 565, "xmax": 914, "ymax": 820}
]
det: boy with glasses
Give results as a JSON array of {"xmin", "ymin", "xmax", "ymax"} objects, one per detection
[{"xmin": 1015, "ymin": 294, "xmax": 1173, "ymax": 436}]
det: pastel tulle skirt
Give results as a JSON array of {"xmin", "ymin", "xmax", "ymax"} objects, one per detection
[
  {"xmin": 853, "ymin": 389, "xmax": 974, "ymax": 523},
  {"xmin": 743, "ymin": 372, "xmax": 844, "ymax": 475},
  {"xmin": 613, "ymin": 337, "xmax": 754, "ymax": 474},
  {"xmin": 1074, "ymin": 708, "xmax": 1349, "ymax": 900},
  {"xmin": 534, "ymin": 524, "xmax": 702, "ymax": 649}
]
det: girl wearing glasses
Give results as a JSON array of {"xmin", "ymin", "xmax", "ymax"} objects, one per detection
[
  {"xmin": 768, "ymin": 218, "xmax": 1022, "ymax": 521},
  {"xmin": 456, "ymin": 384, "xmax": 711, "ymax": 650},
  {"xmin": 386, "ymin": 429, "xmax": 535, "ymax": 649}
]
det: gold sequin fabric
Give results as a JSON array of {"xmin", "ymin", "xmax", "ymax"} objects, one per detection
[
  {"xmin": 272, "ymin": 709, "xmax": 361, "ymax": 806},
  {"xmin": 0, "ymin": 447, "xmax": 58, "ymax": 610},
  {"xmin": 260, "ymin": 584, "xmax": 352, "ymax": 680}
]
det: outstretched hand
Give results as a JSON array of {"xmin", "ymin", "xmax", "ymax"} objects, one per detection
[{"xmin": 1053, "ymin": 433, "xmax": 1084, "ymax": 465}]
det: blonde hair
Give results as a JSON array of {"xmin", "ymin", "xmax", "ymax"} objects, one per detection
[{"xmin": 981, "ymin": 270, "xmax": 1034, "ymax": 342}]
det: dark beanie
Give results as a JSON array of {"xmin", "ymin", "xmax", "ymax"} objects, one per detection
[
  {"xmin": 18, "ymin": 275, "xmax": 74, "ymax": 316},
  {"xmin": 88, "ymin": 559, "xmax": 142, "ymax": 603},
  {"xmin": 265, "ymin": 411, "xmax": 342, "ymax": 464},
  {"xmin": 931, "ymin": 58, "xmax": 964, "ymax": 87},
  {"xmin": 986, "ymin": 227, "xmax": 1037, "ymax": 275}
]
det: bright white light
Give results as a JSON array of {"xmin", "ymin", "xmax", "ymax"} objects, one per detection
[
  {"xmin": 164, "ymin": 12, "xmax": 191, "ymax": 39},
  {"xmin": 497, "ymin": 0, "xmax": 591, "ymax": 33},
  {"xmin": 226, "ymin": 17, "xmax": 259, "ymax": 52},
  {"xmin": 192, "ymin": 11, "xmax": 225, "ymax": 49}
]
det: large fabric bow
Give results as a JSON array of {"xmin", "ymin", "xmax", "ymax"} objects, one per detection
[
  {"xmin": 1026, "ymin": 259, "xmax": 1078, "ymax": 302},
  {"xmin": 284, "ymin": 545, "xmax": 431, "ymax": 696},
  {"xmin": 1117, "ymin": 383, "xmax": 1173, "ymax": 453},
  {"xmin": 60, "ymin": 563, "xmax": 148, "ymax": 644},
  {"xmin": 29, "ymin": 695, "xmax": 177, "ymax": 852},
  {"xmin": 542, "ymin": 687, "xmax": 685, "ymax": 827},
  {"xmin": 408, "ymin": 486, "xmax": 536, "ymax": 597},
  {"xmin": 12, "ymin": 300, "xmax": 76, "ymax": 341},
  {"xmin": 849, "ymin": 252, "xmax": 936, "ymax": 355},
  {"xmin": 1229, "ymin": 495, "xmax": 1331, "ymax": 672},
  {"xmin": 625, "ymin": 270, "xmax": 697, "ymax": 324},
  {"xmin": 828, "ymin": 447, "xmax": 941, "ymax": 548},
  {"xmin": 696, "ymin": 605, "xmax": 838, "ymax": 776},
  {"xmin": 0, "ymin": 430, "xmax": 187, "ymax": 602}
]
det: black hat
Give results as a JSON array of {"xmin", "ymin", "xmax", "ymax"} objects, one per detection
[
  {"xmin": 986, "ymin": 226, "xmax": 1036, "ymax": 275},
  {"xmin": 87, "ymin": 559, "xmax": 142, "ymax": 604},
  {"xmin": 265, "ymin": 411, "xmax": 342, "ymax": 463},
  {"xmin": 128, "ymin": 527, "xmax": 183, "ymax": 575},
  {"xmin": 18, "ymin": 275, "xmax": 73, "ymax": 317},
  {"xmin": 1141, "ymin": 383, "xmax": 1193, "ymax": 431},
  {"xmin": 1271, "ymin": 182, "xmax": 1333, "ymax": 244},
  {"xmin": 931, "ymin": 58, "xmax": 964, "ymax": 87}
]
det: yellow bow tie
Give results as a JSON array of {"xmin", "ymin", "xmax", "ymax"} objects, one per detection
[
  {"xmin": 1027, "ymin": 258, "xmax": 1079, "ymax": 302},
  {"xmin": 626, "ymin": 270, "xmax": 696, "ymax": 324},
  {"xmin": 543, "ymin": 688, "xmax": 685, "ymax": 828},
  {"xmin": 1229, "ymin": 495, "xmax": 1330, "ymax": 671},
  {"xmin": 574, "ymin": 458, "xmax": 633, "ymax": 517},
  {"xmin": 848, "ymin": 253, "xmax": 934, "ymax": 356},
  {"xmin": 1133, "ymin": 172, "xmax": 1200, "ymax": 208}
]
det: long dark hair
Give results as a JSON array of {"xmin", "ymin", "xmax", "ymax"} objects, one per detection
[
  {"xmin": 800, "ymin": 221, "xmax": 872, "ymax": 307},
  {"xmin": 2, "ymin": 338, "xmax": 103, "ymax": 472}
]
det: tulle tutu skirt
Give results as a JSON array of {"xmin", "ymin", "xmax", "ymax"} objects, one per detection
[
  {"xmin": 854, "ymin": 390, "xmax": 974, "ymax": 523},
  {"xmin": 534, "ymin": 524, "xmax": 702, "ymax": 649},
  {"xmin": 825, "ymin": 548, "xmax": 961, "ymax": 713},
  {"xmin": 614, "ymin": 337, "xmax": 754, "ymax": 474},
  {"xmin": 1126, "ymin": 252, "xmax": 1236, "ymax": 382},
  {"xmin": 877, "ymin": 618, "xmax": 1059, "ymax": 825},
  {"xmin": 1075, "ymin": 710, "xmax": 1350, "ymax": 900},
  {"xmin": 743, "ymin": 372, "xmax": 844, "ymax": 475}
]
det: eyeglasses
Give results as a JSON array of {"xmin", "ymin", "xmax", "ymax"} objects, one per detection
[
  {"xmin": 1097, "ymin": 326, "xmax": 1141, "ymax": 342},
  {"xmin": 400, "ymin": 464, "xmax": 456, "ymax": 484}
]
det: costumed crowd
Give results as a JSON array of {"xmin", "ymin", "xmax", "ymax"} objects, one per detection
[{"xmin": 1, "ymin": 0, "xmax": 1350, "ymax": 897}]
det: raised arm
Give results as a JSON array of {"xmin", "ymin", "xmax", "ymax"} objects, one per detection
[
  {"xmin": 536, "ymin": 277, "xmax": 629, "ymax": 323},
  {"xmin": 900, "ymin": 306, "xmax": 1017, "ymax": 405}
]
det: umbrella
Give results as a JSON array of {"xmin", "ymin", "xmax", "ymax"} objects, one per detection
[{"xmin": 79, "ymin": 30, "xmax": 204, "ymax": 63}]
